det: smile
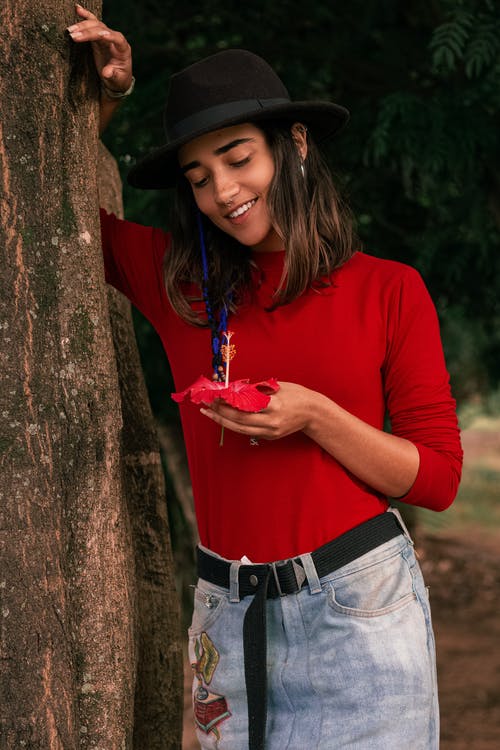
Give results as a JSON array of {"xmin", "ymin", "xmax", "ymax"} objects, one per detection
[{"xmin": 228, "ymin": 199, "xmax": 257, "ymax": 219}]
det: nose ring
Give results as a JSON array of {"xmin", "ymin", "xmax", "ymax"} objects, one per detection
[{"xmin": 225, "ymin": 199, "xmax": 233, "ymax": 207}]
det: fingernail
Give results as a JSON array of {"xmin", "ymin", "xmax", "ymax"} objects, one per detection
[
  {"xmin": 70, "ymin": 30, "xmax": 82, "ymax": 38},
  {"xmin": 67, "ymin": 24, "xmax": 78, "ymax": 31}
]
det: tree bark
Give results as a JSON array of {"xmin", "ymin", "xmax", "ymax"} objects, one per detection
[
  {"xmin": 0, "ymin": 3, "xmax": 181, "ymax": 748},
  {"xmin": 98, "ymin": 142, "xmax": 183, "ymax": 749}
]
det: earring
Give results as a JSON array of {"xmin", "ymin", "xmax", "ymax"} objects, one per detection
[{"xmin": 300, "ymin": 161, "xmax": 305, "ymax": 177}]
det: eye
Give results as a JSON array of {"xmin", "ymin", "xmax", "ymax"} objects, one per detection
[
  {"xmin": 192, "ymin": 176, "xmax": 209, "ymax": 189},
  {"xmin": 231, "ymin": 156, "xmax": 250, "ymax": 168}
]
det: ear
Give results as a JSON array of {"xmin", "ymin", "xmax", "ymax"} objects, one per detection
[{"xmin": 291, "ymin": 122, "xmax": 308, "ymax": 161}]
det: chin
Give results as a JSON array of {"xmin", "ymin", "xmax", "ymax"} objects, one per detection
[{"xmin": 237, "ymin": 227, "xmax": 281, "ymax": 251}]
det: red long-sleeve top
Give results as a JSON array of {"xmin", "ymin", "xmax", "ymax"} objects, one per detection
[{"xmin": 100, "ymin": 209, "xmax": 463, "ymax": 562}]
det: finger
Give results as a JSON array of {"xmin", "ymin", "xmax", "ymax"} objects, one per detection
[
  {"xmin": 67, "ymin": 21, "xmax": 109, "ymax": 38},
  {"xmin": 201, "ymin": 409, "xmax": 251, "ymax": 434},
  {"xmin": 75, "ymin": 4, "xmax": 98, "ymax": 21},
  {"xmin": 67, "ymin": 22, "xmax": 106, "ymax": 41},
  {"xmin": 101, "ymin": 32, "xmax": 130, "ymax": 54},
  {"xmin": 208, "ymin": 403, "xmax": 265, "ymax": 423},
  {"xmin": 68, "ymin": 25, "xmax": 129, "ymax": 55},
  {"xmin": 212, "ymin": 399, "xmax": 270, "ymax": 417},
  {"xmin": 200, "ymin": 408, "xmax": 265, "ymax": 435},
  {"xmin": 101, "ymin": 66, "xmax": 132, "ymax": 88},
  {"xmin": 101, "ymin": 63, "xmax": 118, "ymax": 81},
  {"xmin": 69, "ymin": 19, "xmax": 104, "ymax": 31}
]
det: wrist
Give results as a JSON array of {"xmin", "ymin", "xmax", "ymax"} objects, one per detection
[
  {"xmin": 301, "ymin": 389, "xmax": 333, "ymax": 437},
  {"xmin": 101, "ymin": 75, "xmax": 135, "ymax": 100}
]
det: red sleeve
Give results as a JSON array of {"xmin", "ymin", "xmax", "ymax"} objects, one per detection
[
  {"xmin": 382, "ymin": 266, "xmax": 463, "ymax": 511},
  {"xmin": 99, "ymin": 207, "xmax": 170, "ymax": 329}
]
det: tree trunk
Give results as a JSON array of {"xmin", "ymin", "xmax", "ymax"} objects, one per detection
[
  {"xmin": 0, "ymin": 3, "xmax": 181, "ymax": 748},
  {"xmin": 98, "ymin": 142, "xmax": 183, "ymax": 748}
]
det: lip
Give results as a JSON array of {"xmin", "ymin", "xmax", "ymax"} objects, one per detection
[{"xmin": 225, "ymin": 198, "xmax": 258, "ymax": 224}]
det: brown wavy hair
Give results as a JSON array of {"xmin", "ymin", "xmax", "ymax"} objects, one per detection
[{"xmin": 164, "ymin": 122, "xmax": 359, "ymax": 325}]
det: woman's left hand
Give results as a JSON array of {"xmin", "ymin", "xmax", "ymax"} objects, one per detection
[{"xmin": 200, "ymin": 382, "xmax": 315, "ymax": 441}]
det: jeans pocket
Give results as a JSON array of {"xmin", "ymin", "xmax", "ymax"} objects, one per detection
[
  {"xmin": 326, "ymin": 545, "xmax": 417, "ymax": 618},
  {"xmin": 188, "ymin": 580, "xmax": 229, "ymax": 637}
]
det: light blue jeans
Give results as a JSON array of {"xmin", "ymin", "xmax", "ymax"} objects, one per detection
[{"xmin": 188, "ymin": 514, "xmax": 439, "ymax": 749}]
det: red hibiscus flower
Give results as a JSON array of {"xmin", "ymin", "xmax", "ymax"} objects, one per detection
[{"xmin": 172, "ymin": 376, "xmax": 280, "ymax": 412}]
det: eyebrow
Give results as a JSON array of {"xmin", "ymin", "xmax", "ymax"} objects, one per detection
[{"xmin": 180, "ymin": 138, "xmax": 256, "ymax": 174}]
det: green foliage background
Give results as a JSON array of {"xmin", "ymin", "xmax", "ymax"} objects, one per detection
[{"xmin": 101, "ymin": 0, "xmax": 500, "ymax": 417}]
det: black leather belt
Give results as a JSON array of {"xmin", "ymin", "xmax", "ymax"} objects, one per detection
[{"xmin": 196, "ymin": 511, "xmax": 404, "ymax": 750}]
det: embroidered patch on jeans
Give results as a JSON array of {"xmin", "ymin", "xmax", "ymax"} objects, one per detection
[{"xmin": 192, "ymin": 631, "xmax": 231, "ymax": 737}]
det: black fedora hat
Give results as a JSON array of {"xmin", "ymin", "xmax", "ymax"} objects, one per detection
[{"xmin": 127, "ymin": 49, "xmax": 349, "ymax": 190}]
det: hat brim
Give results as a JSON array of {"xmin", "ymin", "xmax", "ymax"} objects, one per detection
[{"xmin": 126, "ymin": 101, "xmax": 349, "ymax": 190}]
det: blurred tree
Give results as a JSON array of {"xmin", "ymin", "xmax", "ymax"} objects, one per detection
[{"xmin": 101, "ymin": 0, "xmax": 500, "ymax": 406}]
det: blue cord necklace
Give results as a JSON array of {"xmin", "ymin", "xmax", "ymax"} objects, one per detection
[{"xmin": 197, "ymin": 211, "xmax": 231, "ymax": 382}]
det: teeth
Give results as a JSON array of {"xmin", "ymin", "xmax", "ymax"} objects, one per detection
[{"xmin": 229, "ymin": 199, "xmax": 256, "ymax": 218}]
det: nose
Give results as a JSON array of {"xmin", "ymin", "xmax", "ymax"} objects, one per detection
[{"xmin": 213, "ymin": 170, "xmax": 239, "ymax": 207}]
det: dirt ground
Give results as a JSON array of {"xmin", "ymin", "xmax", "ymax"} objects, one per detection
[
  {"xmin": 419, "ymin": 529, "xmax": 500, "ymax": 749},
  {"xmin": 182, "ymin": 528, "xmax": 500, "ymax": 749}
]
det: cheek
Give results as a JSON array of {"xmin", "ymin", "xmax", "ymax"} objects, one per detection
[
  {"xmin": 259, "ymin": 163, "xmax": 275, "ymax": 197},
  {"xmin": 191, "ymin": 190, "xmax": 212, "ymax": 216}
]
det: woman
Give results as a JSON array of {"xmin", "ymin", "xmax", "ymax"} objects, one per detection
[{"xmin": 69, "ymin": 6, "xmax": 462, "ymax": 749}]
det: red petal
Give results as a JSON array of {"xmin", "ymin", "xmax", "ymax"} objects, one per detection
[
  {"xmin": 171, "ymin": 377, "xmax": 280, "ymax": 412},
  {"xmin": 222, "ymin": 378, "xmax": 280, "ymax": 411},
  {"xmin": 254, "ymin": 378, "xmax": 280, "ymax": 394},
  {"xmin": 171, "ymin": 376, "xmax": 225, "ymax": 405}
]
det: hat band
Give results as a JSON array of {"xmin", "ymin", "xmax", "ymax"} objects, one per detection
[{"xmin": 168, "ymin": 97, "xmax": 290, "ymax": 141}]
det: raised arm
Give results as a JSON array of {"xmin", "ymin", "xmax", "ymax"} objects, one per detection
[{"xmin": 67, "ymin": 4, "xmax": 133, "ymax": 134}]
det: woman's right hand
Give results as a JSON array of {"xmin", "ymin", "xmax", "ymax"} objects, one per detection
[{"xmin": 67, "ymin": 4, "xmax": 133, "ymax": 97}]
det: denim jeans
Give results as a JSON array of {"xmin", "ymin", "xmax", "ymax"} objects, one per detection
[{"xmin": 188, "ymin": 514, "xmax": 439, "ymax": 749}]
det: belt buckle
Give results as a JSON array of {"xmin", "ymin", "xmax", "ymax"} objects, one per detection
[{"xmin": 271, "ymin": 559, "xmax": 306, "ymax": 596}]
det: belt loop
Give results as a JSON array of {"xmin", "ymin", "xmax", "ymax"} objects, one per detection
[
  {"xmin": 387, "ymin": 506, "xmax": 414, "ymax": 545},
  {"xmin": 299, "ymin": 553, "xmax": 322, "ymax": 594},
  {"xmin": 229, "ymin": 561, "xmax": 242, "ymax": 602}
]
